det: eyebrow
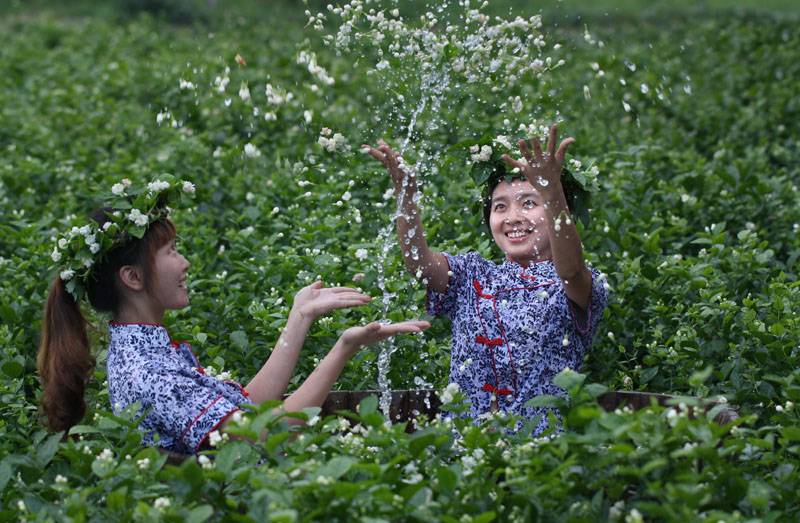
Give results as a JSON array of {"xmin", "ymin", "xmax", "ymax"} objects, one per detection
[{"xmin": 492, "ymin": 191, "xmax": 540, "ymax": 204}]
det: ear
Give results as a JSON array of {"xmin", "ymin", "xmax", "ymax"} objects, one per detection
[{"xmin": 117, "ymin": 265, "xmax": 145, "ymax": 292}]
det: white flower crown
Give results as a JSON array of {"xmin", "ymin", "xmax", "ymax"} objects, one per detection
[{"xmin": 51, "ymin": 175, "xmax": 196, "ymax": 300}]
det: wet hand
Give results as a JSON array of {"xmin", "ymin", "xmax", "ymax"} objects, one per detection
[
  {"xmin": 338, "ymin": 320, "xmax": 430, "ymax": 356},
  {"xmin": 362, "ymin": 140, "xmax": 417, "ymax": 195},
  {"xmin": 292, "ymin": 281, "xmax": 373, "ymax": 321},
  {"xmin": 501, "ymin": 123, "xmax": 574, "ymax": 198}
]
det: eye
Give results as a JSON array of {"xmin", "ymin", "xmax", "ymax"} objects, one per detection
[
  {"xmin": 493, "ymin": 203, "xmax": 506, "ymax": 212},
  {"xmin": 523, "ymin": 199, "xmax": 536, "ymax": 209}
]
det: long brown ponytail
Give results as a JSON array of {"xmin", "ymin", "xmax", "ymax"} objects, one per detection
[
  {"xmin": 37, "ymin": 276, "xmax": 95, "ymax": 433},
  {"xmin": 37, "ymin": 214, "xmax": 176, "ymax": 433}
]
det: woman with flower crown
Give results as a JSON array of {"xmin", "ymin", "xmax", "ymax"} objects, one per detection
[
  {"xmin": 38, "ymin": 176, "xmax": 429, "ymax": 454},
  {"xmin": 365, "ymin": 124, "xmax": 609, "ymax": 434}
]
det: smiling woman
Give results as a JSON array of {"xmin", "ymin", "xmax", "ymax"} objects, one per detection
[
  {"xmin": 366, "ymin": 125, "xmax": 609, "ymax": 433},
  {"xmin": 36, "ymin": 179, "xmax": 429, "ymax": 454}
]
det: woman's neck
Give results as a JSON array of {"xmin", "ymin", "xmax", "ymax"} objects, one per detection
[{"xmin": 113, "ymin": 301, "xmax": 164, "ymax": 325}]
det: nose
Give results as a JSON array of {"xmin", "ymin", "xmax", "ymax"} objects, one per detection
[{"xmin": 180, "ymin": 253, "xmax": 190, "ymax": 271}]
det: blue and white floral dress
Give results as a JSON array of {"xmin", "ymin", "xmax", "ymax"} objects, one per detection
[
  {"xmin": 427, "ymin": 252, "xmax": 609, "ymax": 434},
  {"xmin": 106, "ymin": 323, "xmax": 251, "ymax": 454}
]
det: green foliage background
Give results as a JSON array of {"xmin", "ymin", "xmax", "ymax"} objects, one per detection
[{"xmin": 0, "ymin": 0, "xmax": 799, "ymax": 520}]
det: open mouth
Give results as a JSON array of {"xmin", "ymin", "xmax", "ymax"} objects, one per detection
[
  {"xmin": 178, "ymin": 277, "xmax": 188, "ymax": 289},
  {"xmin": 505, "ymin": 228, "xmax": 533, "ymax": 242}
]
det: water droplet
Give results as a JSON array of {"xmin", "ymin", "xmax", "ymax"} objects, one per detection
[{"xmin": 536, "ymin": 176, "xmax": 549, "ymax": 187}]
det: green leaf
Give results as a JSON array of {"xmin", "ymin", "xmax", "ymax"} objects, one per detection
[
  {"xmin": 1, "ymin": 359, "xmax": 24, "ymax": 378},
  {"xmin": 315, "ymin": 456, "xmax": 356, "ymax": 480},
  {"xmin": 553, "ymin": 369, "xmax": 586, "ymax": 391},
  {"xmin": 35, "ymin": 432, "xmax": 63, "ymax": 468},
  {"xmin": 230, "ymin": 330, "xmax": 248, "ymax": 350},
  {"xmin": 187, "ymin": 504, "xmax": 214, "ymax": 523},
  {"xmin": 357, "ymin": 394, "xmax": 378, "ymax": 416}
]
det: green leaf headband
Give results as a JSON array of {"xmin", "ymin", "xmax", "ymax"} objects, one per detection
[
  {"xmin": 50, "ymin": 174, "xmax": 196, "ymax": 300},
  {"xmin": 466, "ymin": 134, "xmax": 599, "ymax": 228}
]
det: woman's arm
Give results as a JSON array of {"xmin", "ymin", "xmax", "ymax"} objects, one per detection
[
  {"xmin": 364, "ymin": 141, "xmax": 450, "ymax": 293},
  {"xmin": 281, "ymin": 320, "xmax": 430, "ymax": 419},
  {"xmin": 244, "ymin": 282, "xmax": 372, "ymax": 403},
  {"xmin": 502, "ymin": 124, "xmax": 592, "ymax": 311}
]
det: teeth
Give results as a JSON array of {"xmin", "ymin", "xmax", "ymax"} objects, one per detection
[{"xmin": 507, "ymin": 230, "xmax": 529, "ymax": 238}]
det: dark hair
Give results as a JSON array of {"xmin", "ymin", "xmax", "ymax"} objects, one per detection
[
  {"xmin": 481, "ymin": 168, "xmax": 576, "ymax": 228},
  {"xmin": 37, "ymin": 213, "xmax": 176, "ymax": 433}
]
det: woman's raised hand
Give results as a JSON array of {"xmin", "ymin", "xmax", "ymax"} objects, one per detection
[
  {"xmin": 362, "ymin": 140, "xmax": 416, "ymax": 195},
  {"xmin": 337, "ymin": 320, "xmax": 431, "ymax": 357},
  {"xmin": 292, "ymin": 281, "xmax": 373, "ymax": 321},
  {"xmin": 501, "ymin": 123, "xmax": 575, "ymax": 197}
]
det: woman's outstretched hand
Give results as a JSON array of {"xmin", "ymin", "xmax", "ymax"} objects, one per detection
[
  {"xmin": 362, "ymin": 140, "xmax": 417, "ymax": 196},
  {"xmin": 292, "ymin": 281, "xmax": 373, "ymax": 322},
  {"xmin": 501, "ymin": 123, "xmax": 575, "ymax": 198},
  {"xmin": 338, "ymin": 320, "xmax": 431, "ymax": 357}
]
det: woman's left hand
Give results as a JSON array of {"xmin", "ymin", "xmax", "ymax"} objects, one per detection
[
  {"xmin": 501, "ymin": 123, "xmax": 575, "ymax": 197},
  {"xmin": 292, "ymin": 281, "xmax": 373, "ymax": 321}
]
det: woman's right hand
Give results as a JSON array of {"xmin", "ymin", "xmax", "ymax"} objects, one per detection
[
  {"xmin": 362, "ymin": 140, "xmax": 416, "ymax": 196},
  {"xmin": 337, "ymin": 320, "xmax": 430, "ymax": 357},
  {"xmin": 292, "ymin": 281, "xmax": 373, "ymax": 322}
]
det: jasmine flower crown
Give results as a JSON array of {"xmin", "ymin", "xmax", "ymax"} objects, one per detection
[
  {"xmin": 50, "ymin": 174, "xmax": 196, "ymax": 300},
  {"xmin": 467, "ymin": 134, "xmax": 600, "ymax": 227}
]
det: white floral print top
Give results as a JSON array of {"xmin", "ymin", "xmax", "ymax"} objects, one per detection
[
  {"xmin": 428, "ymin": 252, "xmax": 609, "ymax": 434},
  {"xmin": 106, "ymin": 323, "xmax": 251, "ymax": 454}
]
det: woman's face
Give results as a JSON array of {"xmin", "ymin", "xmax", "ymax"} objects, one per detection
[
  {"xmin": 149, "ymin": 238, "xmax": 191, "ymax": 311},
  {"xmin": 488, "ymin": 179, "xmax": 551, "ymax": 266}
]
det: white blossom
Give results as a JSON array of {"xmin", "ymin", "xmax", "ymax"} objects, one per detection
[
  {"xmin": 238, "ymin": 83, "xmax": 251, "ymax": 102},
  {"xmin": 60, "ymin": 269, "xmax": 75, "ymax": 281},
  {"xmin": 51, "ymin": 247, "xmax": 61, "ymax": 262},
  {"xmin": 147, "ymin": 180, "xmax": 170, "ymax": 192},
  {"xmin": 244, "ymin": 143, "xmax": 262, "ymax": 158},
  {"xmin": 153, "ymin": 497, "xmax": 171, "ymax": 510},
  {"xmin": 127, "ymin": 209, "xmax": 148, "ymax": 227},
  {"xmin": 439, "ymin": 382, "xmax": 460, "ymax": 404},
  {"xmin": 355, "ymin": 248, "xmax": 368, "ymax": 260},
  {"xmin": 111, "ymin": 183, "xmax": 125, "ymax": 195},
  {"xmin": 182, "ymin": 181, "xmax": 196, "ymax": 194}
]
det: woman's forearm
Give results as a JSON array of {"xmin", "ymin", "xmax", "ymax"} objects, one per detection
[
  {"xmin": 244, "ymin": 308, "xmax": 313, "ymax": 403},
  {"xmin": 280, "ymin": 341, "xmax": 352, "ymax": 420},
  {"xmin": 395, "ymin": 188, "xmax": 449, "ymax": 292}
]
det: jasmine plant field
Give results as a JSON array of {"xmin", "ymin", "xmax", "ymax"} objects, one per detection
[{"xmin": 1, "ymin": 0, "xmax": 799, "ymax": 521}]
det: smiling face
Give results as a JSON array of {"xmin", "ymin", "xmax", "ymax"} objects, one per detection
[
  {"xmin": 150, "ymin": 238, "xmax": 191, "ymax": 312},
  {"xmin": 488, "ymin": 179, "xmax": 551, "ymax": 267}
]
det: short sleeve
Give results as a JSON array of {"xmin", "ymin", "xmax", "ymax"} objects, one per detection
[
  {"xmin": 567, "ymin": 266, "xmax": 609, "ymax": 348},
  {"xmin": 426, "ymin": 252, "xmax": 486, "ymax": 319},
  {"xmin": 136, "ymin": 367, "xmax": 249, "ymax": 454}
]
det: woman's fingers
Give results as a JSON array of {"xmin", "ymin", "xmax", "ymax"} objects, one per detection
[
  {"xmin": 518, "ymin": 139, "xmax": 535, "ymax": 165},
  {"xmin": 555, "ymin": 137, "xmax": 575, "ymax": 164},
  {"xmin": 501, "ymin": 154, "xmax": 525, "ymax": 171},
  {"xmin": 531, "ymin": 137, "xmax": 544, "ymax": 163},
  {"xmin": 548, "ymin": 124, "xmax": 558, "ymax": 158}
]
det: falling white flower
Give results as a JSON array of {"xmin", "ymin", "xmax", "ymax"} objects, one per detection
[
  {"xmin": 355, "ymin": 248, "xmax": 368, "ymax": 260},
  {"xmin": 182, "ymin": 181, "xmax": 196, "ymax": 194},
  {"xmin": 303, "ymin": 110, "xmax": 313, "ymax": 123},
  {"xmin": 128, "ymin": 209, "xmax": 148, "ymax": 227},
  {"xmin": 244, "ymin": 143, "xmax": 262, "ymax": 158}
]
